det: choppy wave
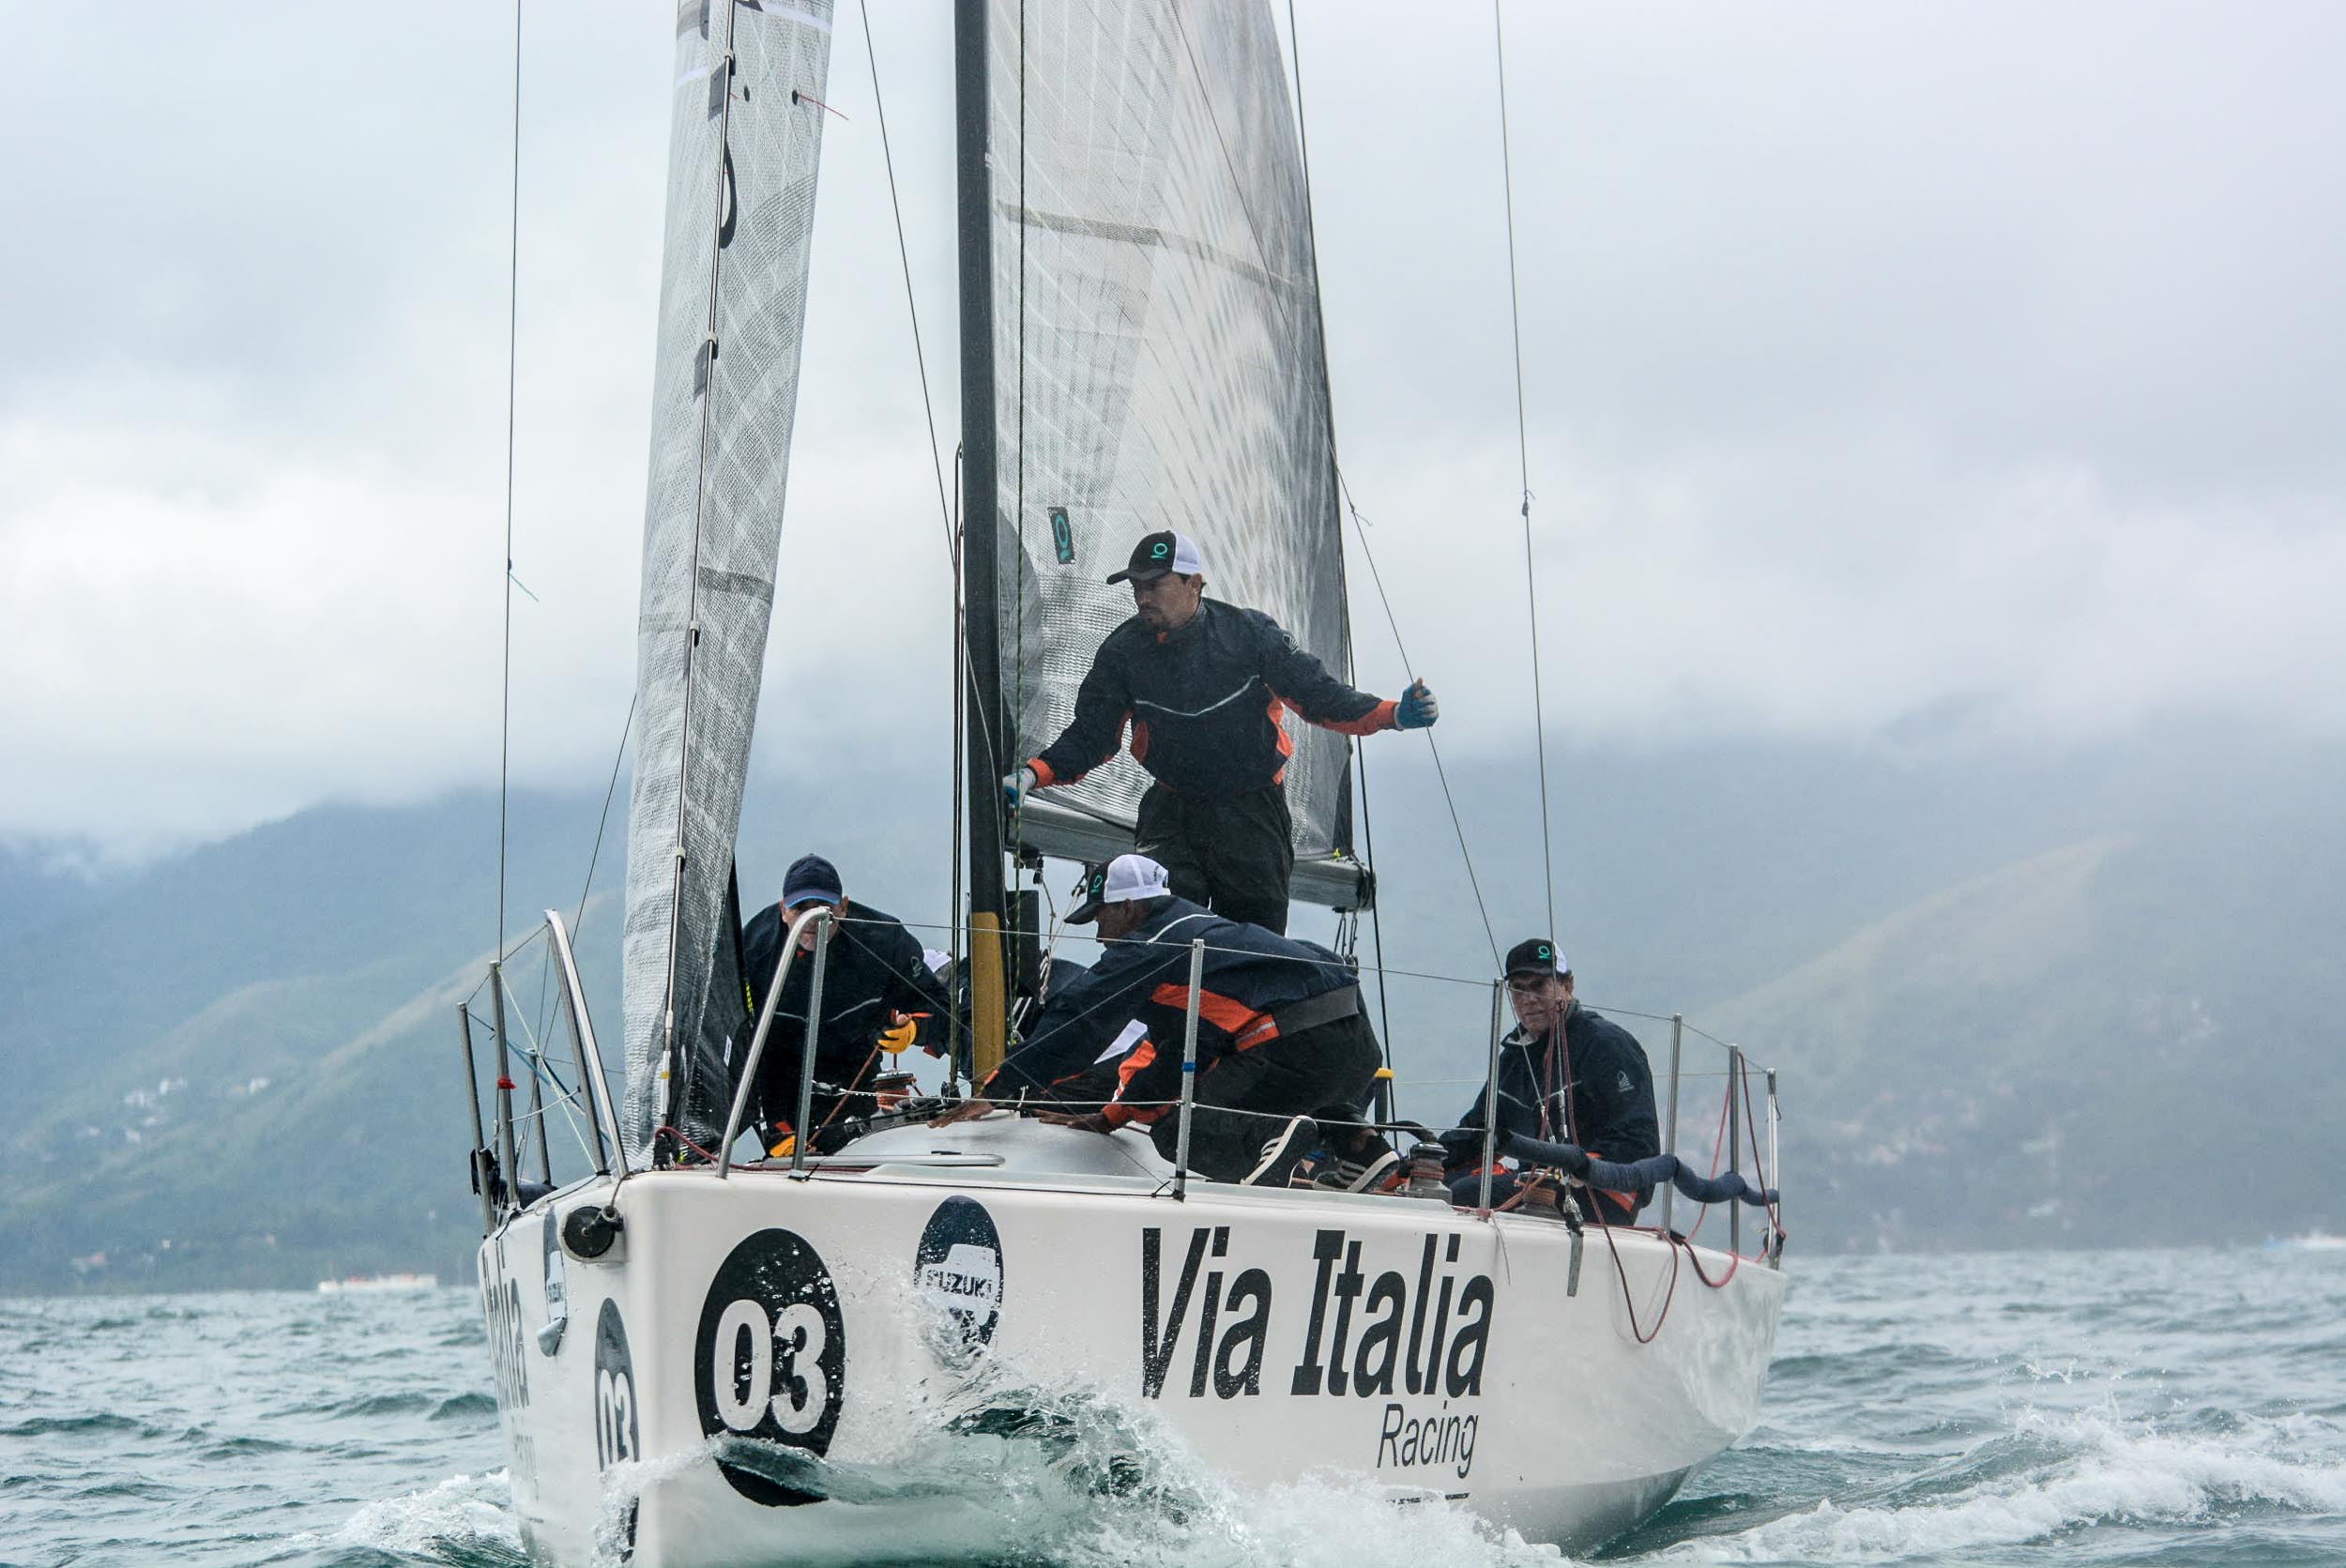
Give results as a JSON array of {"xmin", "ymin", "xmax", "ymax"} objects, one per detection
[
  {"xmin": 297, "ymin": 1470, "xmax": 526, "ymax": 1567},
  {"xmin": 3, "ymin": 1249, "xmax": 2344, "ymax": 1566}
]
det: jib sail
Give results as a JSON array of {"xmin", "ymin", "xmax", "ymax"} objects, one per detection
[{"xmin": 619, "ymin": 0, "xmax": 835, "ymax": 1163}]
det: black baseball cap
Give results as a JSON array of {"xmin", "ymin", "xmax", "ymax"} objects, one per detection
[
  {"xmin": 782, "ymin": 854, "xmax": 844, "ymax": 909},
  {"xmin": 1105, "ymin": 529, "xmax": 1203, "ymax": 585},
  {"xmin": 1504, "ymin": 937, "xmax": 1567, "ymax": 980}
]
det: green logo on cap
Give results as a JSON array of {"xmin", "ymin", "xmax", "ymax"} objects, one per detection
[
  {"xmin": 1538, "ymin": 944, "xmax": 1552, "ymax": 961},
  {"xmin": 1150, "ymin": 540, "xmax": 1168, "ymax": 557}
]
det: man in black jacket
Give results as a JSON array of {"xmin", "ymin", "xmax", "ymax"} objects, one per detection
[
  {"xmin": 938, "ymin": 854, "xmax": 1382, "ymax": 1184},
  {"xmin": 1002, "ymin": 530, "xmax": 1439, "ymax": 934},
  {"xmin": 739, "ymin": 854, "xmax": 952, "ymax": 1154},
  {"xmin": 1448, "ymin": 937, "xmax": 1659, "ymax": 1224}
]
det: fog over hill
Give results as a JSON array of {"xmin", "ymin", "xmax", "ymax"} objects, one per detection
[{"xmin": 1, "ymin": 726, "xmax": 2338, "ymax": 1292}]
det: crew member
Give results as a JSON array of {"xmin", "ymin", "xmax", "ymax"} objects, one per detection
[
  {"xmin": 937, "ymin": 853, "xmax": 1381, "ymax": 1185},
  {"xmin": 739, "ymin": 854, "xmax": 952, "ymax": 1155},
  {"xmin": 1001, "ymin": 530, "xmax": 1438, "ymax": 934},
  {"xmin": 1446, "ymin": 937, "xmax": 1659, "ymax": 1224}
]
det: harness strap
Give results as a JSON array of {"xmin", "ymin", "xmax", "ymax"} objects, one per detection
[{"xmin": 1269, "ymin": 983, "xmax": 1361, "ymax": 1038}]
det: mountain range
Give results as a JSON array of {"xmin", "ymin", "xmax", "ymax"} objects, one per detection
[{"xmin": 2, "ymin": 724, "xmax": 2338, "ymax": 1292}]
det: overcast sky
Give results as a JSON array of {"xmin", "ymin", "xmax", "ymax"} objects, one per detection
[{"xmin": 4, "ymin": 2, "xmax": 2342, "ymax": 852}]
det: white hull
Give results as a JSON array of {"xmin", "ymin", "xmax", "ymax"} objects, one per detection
[{"xmin": 480, "ymin": 1121, "xmax": 1783, "ymax": 1565}]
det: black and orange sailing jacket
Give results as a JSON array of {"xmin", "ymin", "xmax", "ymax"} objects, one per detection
[
  {"xmin": 1026, "ymin": 599, "xmax": 1396, "ymax": 799},
  {"xmin": 1452, "ymin": 1006, "xmax": 1660, "ymax": 1172},
  {"xmin": 986, "ymin": 895, "xmax": 1355, "ymax": 1124}
]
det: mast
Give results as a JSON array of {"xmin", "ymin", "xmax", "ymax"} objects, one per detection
[{"xmin": 953, "ymin": 0, "xmax": 1010, "ymax": 1082}]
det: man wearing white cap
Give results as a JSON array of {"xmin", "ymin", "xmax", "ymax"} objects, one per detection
[
  {"xmin": 1001, "ymin": 529, "xmax": 1438, "ymax": 935},
  {"xmin": 940, "ymin": 853, "xmax": 1382, "ymax": 1185}
]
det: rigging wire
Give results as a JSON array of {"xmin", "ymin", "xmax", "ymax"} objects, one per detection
[
  {"xmin": 860, "ymin": 4, "xmax": 1003, "ymax": 1073},
  {"xmin": 1012, "ymin": 0, "xmax": 1030, "ymax": 903},
  {"xmin": 495, "ymin": 0, "xmax": 524, "ymax": 964},
  {"xmin": 1287, "ymin": 0, "xmax": 1400, "ymax": 1104},
  {"xmin": 571, "ymin": 692, "xmax": 638, "ymax": 939},
  {"xmin": 1493, "ymin": 0, "xmax": 1558, "ymax": 938},
  {"xmin": 1334, "ymin": 495, "xmax": 1503, "ymax": 968},
  {"xmin": 1173, "ymin": 3, "xmax": 1500, "ymax": 969},
  {"xmin": 856, "ymin": 0, "xmax": 954, "ymax": 553}
]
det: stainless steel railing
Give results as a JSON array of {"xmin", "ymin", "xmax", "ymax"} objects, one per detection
[
  {"xmin": 717, "ymin": 906, "xmax": 834, "ymax": 1179},
  {"xmin": 545, "ymin": 908, "xmax": 622, "ymax": 1179}
]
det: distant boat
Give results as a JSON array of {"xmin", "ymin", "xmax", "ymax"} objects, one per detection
[
  {"xmin": 315, "ymin": 1271, "xmax": 439, "ymax": 1294},
  {"xmin": 2263, "ymin": 1231, "xmax": 2346, "ymax": 1253}
]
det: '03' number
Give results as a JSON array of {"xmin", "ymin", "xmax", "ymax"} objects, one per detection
[{"xmin": 710, "ymin": 1299, "xmax": 829, "ymax": 1435}]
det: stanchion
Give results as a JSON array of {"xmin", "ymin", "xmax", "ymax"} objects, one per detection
[
  {"xmin": 1728, "ymin": 1044, "xmax": 1744, "ymax": 1256},
  {"xmin": 1661, "ymin": 1012, "xmax": 1683, "ymax": 1232},
  {"xmin": 792, "ymin": 913, "xmax": 835, "ymax": 1178},
  {"xmin": 1478, "ymin": 980, "xmax": 1503, "ymax": 1213},
  {"xmin": 1172, "ymin": 938, "xmax": 1206, "ymax": 1201}
]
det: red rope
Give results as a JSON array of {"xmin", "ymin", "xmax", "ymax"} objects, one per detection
[
  {"xmin": 1683, "ymin": 1088, "xmax": 1732, "ymax": 1245},
  {"xmin": 1738, "ymin": 1056, "xmax": 1784, "ymax": 1254},
  {"xmin": 1593, "ymin": 1200, "xmax": 1683, "ymax": 1342},
  {"xmin": 815, "ymin": 1043, "xmax": 887, "ymax": 1134},
  {"xmin": 655, "ymin": 1124, "xmax": 718, "ymax": 1165}
]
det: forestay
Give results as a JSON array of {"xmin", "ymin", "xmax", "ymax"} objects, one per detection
[
  {"xmin": 983, "ymin": 0, "xmax": 1359, "ymax": 891},
  {"xmin": 620, "ymin": 0, "xmax": 835, "ymax": 1163}
]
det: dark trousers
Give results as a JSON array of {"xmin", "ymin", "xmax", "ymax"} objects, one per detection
[
  {"xmin": 1150, "ymin": 1012, "xmax": 1382, "ymax": 1180},
  {"xmin": 1135, "ymin": 783, "xmax": 1294, "ymax": 934}
]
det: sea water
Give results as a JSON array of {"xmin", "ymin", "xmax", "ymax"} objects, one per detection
[{"xmin": 2, "ymin": 1247, "xmax": 2341, "ymax": 1567}]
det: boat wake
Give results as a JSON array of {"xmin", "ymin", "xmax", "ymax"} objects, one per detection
[
  {"xmin": 298, "ymin": 1469, "xmax": 526, "ymax": 1567},
  {"xmin": 308, "ymin": 1347, "xmax": 2346, "ymax": 1568},
  {"xmin": 579, "ymin": 1352, "xmax": 1569, "ymax": 1568},
  {"xmin": 1630, "ymin": 1403, "xmax": 2346, "ymax": 1564}
]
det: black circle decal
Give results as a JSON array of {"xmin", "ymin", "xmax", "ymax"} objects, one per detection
[
  {"xmin": 914, "ymin": 1196, "xmax": 1004, "ymax": 1357},
  {"xmin": 693, "ymin": 1229, "xmax": 846, "ymax": 1506},
  {"xmin": 593, "ymin": 1299, "xmax": 638, "ymax": 1470},
  {"xmin": 541, "ymin": 1210, "xmax": 568, "ymax": 1343}
]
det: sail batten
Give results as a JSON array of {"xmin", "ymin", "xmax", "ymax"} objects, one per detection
[
  {"xmin": 983, "ymin": 0, "xmax": 1356, "ymax": 892},
  {"xmin": 621, "ymin": 0, "xmax": 836, "ymax": 1164}
]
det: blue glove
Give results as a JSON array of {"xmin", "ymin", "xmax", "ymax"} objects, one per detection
[
  {"xmin": 1396, "ymin": 679, "xmax": 1439, "ymax": 730},
  {"xmin": 1002, "ymin": 765, "xmax": 1037, "ymax": 809}
]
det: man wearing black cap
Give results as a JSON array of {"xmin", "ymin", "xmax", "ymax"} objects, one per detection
[
  {"xmin": 738, "ymin": 854, "xmax": 954, "ymax": 1155},
  {"xmin": 1446, "ymin": 938, "xmax": 1659, "ymax": 1225},
  {"xmin": 1001, "ymin": 529, "xmax": 1439, "ymax": 935}
]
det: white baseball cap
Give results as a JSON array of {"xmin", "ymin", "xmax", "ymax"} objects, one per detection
[{"xmin": 1068, "ymin": 853, "xmax": 1172, "ymax": 922}]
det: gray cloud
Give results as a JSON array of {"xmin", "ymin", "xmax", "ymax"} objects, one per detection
[{"xmin": 3, "ymin": 1, "xmax": 2341, "ymax": 846}]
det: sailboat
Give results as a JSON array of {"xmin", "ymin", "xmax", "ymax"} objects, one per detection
[{"xmin": 459, "ymin": 2, "xmax": 1787, "ymax": 1562}]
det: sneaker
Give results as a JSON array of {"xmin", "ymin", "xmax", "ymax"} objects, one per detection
[
  {"xmin": 1241, "ymin": 1116, "xmax": 1319, "ymax": 1187},
  {"xmin": 1311, "ymin": 1148, "xmax": 1403, "ymax": 1194},
  {"xmin": 1287, "ymin": 1147, "xmax": 1335, "ymax": 1189}
]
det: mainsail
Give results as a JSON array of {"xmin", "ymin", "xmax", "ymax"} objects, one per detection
[
  {"xmin": 980, "ymin": 0, "xmax": 1361, "ymax": 902},
  {"xmin": 620, "ymin": 0, "xmax": 835, "ymax": 1162}
]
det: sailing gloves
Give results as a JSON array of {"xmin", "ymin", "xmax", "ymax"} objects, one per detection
[
  {"xmin": 1396, "ymin": 679, "xmax": 1440, "ymax": 730},
  {"xmin": 1002, "ymin": 765, "xmax": 1038, "ymax": 809}
]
